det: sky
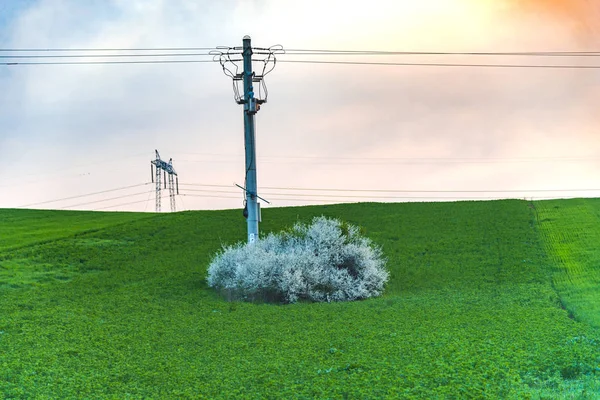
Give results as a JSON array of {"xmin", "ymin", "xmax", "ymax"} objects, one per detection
[{"xmin": 1, "ymin": 0, "xmax": 599, "ymax": 212}]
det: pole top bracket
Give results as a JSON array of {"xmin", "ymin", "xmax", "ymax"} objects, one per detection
[{"xmin": 211, "ymin": 44, "xmax": 284, "ymax": 105}]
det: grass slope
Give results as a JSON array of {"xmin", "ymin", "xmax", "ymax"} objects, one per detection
[
  {"xmin": 0, "ymin": 208, "xmax": 151, "ymax": 252},
  {"xmin": 0, "ymin": 202, "xmax": 599, "ymax": 399},
  {"xmin": 0, "ymin": 209, "xmax": 153, "ymax": 289},
  {"xmin": 535, "ymin": 199, "xmax": 600, "ymax": 329}
]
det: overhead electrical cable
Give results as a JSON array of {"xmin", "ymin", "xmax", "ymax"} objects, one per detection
[
  {"xmin": 178, "ymin": 193, "xmax": 585, "ymax": 203},
  {"xmin": 93, "ymin": 198, "xmax": 155, "ymax": 211},
  {"xmin": 3, "ymin": 47, "xmax": 600, "ymax": 56},
  {"xmin": 18, "ymin": 182, "xmax": 151, "ymax": 208},
  {"xmin": 257, "ymin": 186, "xmax": 600, "ymax": 193},
  {"xmin": 277, "ymin": 59, "xmax": 600, "ymax": 69},
  {"xmin": 180, "ymin": 194, "xmax": 344, "ymax": 203},
  {"xmin": 143, "ymin": 189, "xmax": 154, "ymax": 213},
  {"xmin": 180, "ymin": 188, "xmax": 241, "ymax": 195},
  {"xmin": 3, "ymin": 151, "xmax": 150, "ymax": 183},
  {"xmin": 61, "ymin": 190, "xmax": 153, "ymax": 209},
  {"xmin": 2, "ymin": 59, "xmax": 215, "ymax": 66},
  {"xmin": 180, "ymin": 194, "xmax": 241, "ymax": 200},
  {"xmin": 0, "ymin": 52, "xmax": 213, "ymax": 59},
  {"xmin": 180, "ymin": 183, "xmax": 600, "ymax": 194},
  {"xmin": 179, "ymin": 158, "xmax": 599, "ymax": 166},
  {"xmin": 0, "ymin": 47, "xmax": 215, "ymax": 52},
  {"xmin": 179, "ymin": 189, "xmax": 600, "ymax": 201},
  {"xmin": 4, "ymin": 59, "xmax": 600, "ymax": 69},
  {"xmin": 255, "ymin": 192, "xmax": 572, "ymax": 200},
  {"xmin": 175, "ymin": 152, "xmax": 599, "ymax": 163},
  {"xmin": 178, "ymin": 183, "xmax": 233, "ymax": 188},
  {"xmin": 2, "ymin": 46, "xmax": 600, "ymax": 68},
  {"xmin": 283, "ymin": 48, "xmax": 600, "ymax": 56}
]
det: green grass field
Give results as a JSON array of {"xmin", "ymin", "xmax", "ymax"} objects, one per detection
[
  {"xmin": 535, "ymin": 199, "xmax": 600, "ymax": 329},
  {"xmin": 0, "ymin": 201, "xmax": 599, "ymax": 399}
]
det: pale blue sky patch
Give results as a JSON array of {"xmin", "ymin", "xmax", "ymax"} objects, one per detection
[{"xmin": 0, "ymin": 0, "xmax": 35, "ymax": 31}]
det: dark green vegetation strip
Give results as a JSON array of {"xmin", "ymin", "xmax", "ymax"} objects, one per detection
[
  {"xmin": 0, "ymin": 202, "xmax": 599, "ymax": 399},
  {"xmin": 535, "ymin": 199, "xmax": 600, "ymax": 329},
  {"xmin": 0, "ymin": 208, "xmax": 151, "ymax": 252}
]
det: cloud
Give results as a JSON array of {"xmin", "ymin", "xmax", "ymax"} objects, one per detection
[
  {"xmin": 506, "ymin": 0, "xmax": 600, "ymax": 42},
  {"xmin": 1, "ymin": 0, "xmax": 599, "ymax": 212}
]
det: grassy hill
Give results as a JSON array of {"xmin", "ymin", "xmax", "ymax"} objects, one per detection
[
  {"xmin": 535, "ymin": 199, "xmax": 600, "ymax": 330},
  {"xmin": 0, "ymin": 201, "xmax": 599, "ymax": 399}
]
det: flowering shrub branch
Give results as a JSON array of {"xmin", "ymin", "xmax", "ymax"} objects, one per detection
[{"xmin": 207, "ymin": 216, "xmax": 389, "ymax": 303}]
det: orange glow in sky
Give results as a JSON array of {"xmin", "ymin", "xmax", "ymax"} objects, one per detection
[{"xmin": 506, "ymin": 0, "xmax": 600, "ymax": 41}]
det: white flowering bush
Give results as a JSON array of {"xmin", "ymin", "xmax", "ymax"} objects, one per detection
[{"xmin": 207, "ymin": 216, "xmax": 389, "ymax": 303}]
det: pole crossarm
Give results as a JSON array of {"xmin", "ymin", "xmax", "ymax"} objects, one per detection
[
  {"xmin": 151, "ymin": 152, "xmax": 178, "ymax": 176},
  {"xmin": 234, "ymin": 183, "xmax": 271, "ymax": 204}
]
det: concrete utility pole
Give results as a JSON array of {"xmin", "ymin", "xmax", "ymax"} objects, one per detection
[
  {"xmin": 242, "ymin": 35, "xmax": 260, "ymax": 243},
  {"xmin": 213, "ymin": 36, "xmax": 281, "ymax": 243}
]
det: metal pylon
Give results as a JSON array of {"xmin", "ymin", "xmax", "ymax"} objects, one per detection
[
  {"xmin": 168, "ymin": 173, "xmax": 176, "ymax": 213},
  {"xmin": 151, "ymin": 150, "xmax": 178, "ymax": 213},
  {"xmin": 155, "ymin": 153, "xmax": 162, "ymax": 212}
]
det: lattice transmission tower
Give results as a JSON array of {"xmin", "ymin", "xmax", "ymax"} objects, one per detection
[{"xmin": 150, "ymin": 150, "xmax": 179, "ymax": 212}]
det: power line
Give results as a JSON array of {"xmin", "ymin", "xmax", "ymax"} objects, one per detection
[
  {"xmin": 98, "ymin": 193, "xmax": 590, "ymax": 211},
  {"xmin": 3, "ymin": 46, "xmax": 600, "ymax": 56},
  {"xmin": 180, "ymin": 183, "xmax": 600, "ymax": 194},
  {"xmin": 278, "ymin": 59, "xmax": 600, "ymax": 69},
  {"xmin": 143, "ymin": 188, "xmax": 153, "ymax": 213},
  {"xmin": 3, "ymin": 49, "xmax": 600, "ymax": 68},
  {"xmin": 62, "ymin": 190, "xmax": 153, "ymax": 210},
  {"xmin": 180, "ymin": 193, "xmax": 343, "ymax": 203},
  {"xmin": 179, "ymin": 186, "xmax": 600, "ymax": 197},
  {"xmin": 180, "ymin": 193, "xmax": 240, "ymax": 200},
  {"xmin": 17, "ymin": 183, "xmax": 599, "ymax": 210},
  {"xmin": 2, "ymin": 152, "xmax": 150, "ymax": 184},
  {"xmin": 177, "ymin": 194, "xmax": 187, "ymax": 212},
  {"xmin": 179, "ymin": 189, "xmax": 600, "ymax": 201},
  {"xmin": 4, "ymin": 59, "xmax": 600, "ymax": 69},
  {"xmin": 178, "ymin": 157, "xmax": 600, "ymax": 166},
  {"xmin": 179, "ymin": 183, "xmax": 233, "ymax": 188},
  {"xmin": 18, "ymin": 183, "xmax": 151, "ymax": 208},
  {"xmin": 0, "ymin": 47, "xmax": 215, "ymax": 52},
  {"xmin": 258, "ymin": 186, "xmax": 600, "ymax": 194},
  {"xmin": 95, "ymin": 192, "xmax": 597, "ymax": 211},
  {"xmin": 175, "ymin": 152, "xmax": 600, "ymax": 163},
  {"xmin": 0, "ymin": 52, "xmax": 213, "ymax": 59},
  {"xmin": 258, "ymin": 155, "xmax": 600, "ymax": 162},
  {"xmin": 258, "ymin": 192, "xmax": 568, "ymax": 200},
  {"xmin": 2, "ymin": 59, "xmax": 216, "ymax": 66},
  {"xmin": 180, "ymin": 188, "xmax": 240, "ymax": 195},
  {"xmin": 284, "ymin": 48, "xmax": 600, "ymax": 57},
  {"xmin": 178, "ymin": 192, "xmax": 591, "ymax": 203},
  {"xmin": 93, "ymin": 198, "xmax": 155, "ymax": 211}
]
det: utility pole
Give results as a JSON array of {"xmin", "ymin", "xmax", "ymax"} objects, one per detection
[
  {"xmin": 213, "ymin": 36, "xmax": 281, "ymax": 243},
  {"xmin": 242, "ymin": 36, "xmax": 259, "ymax": 243}
]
